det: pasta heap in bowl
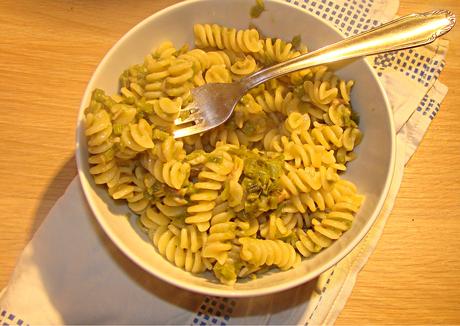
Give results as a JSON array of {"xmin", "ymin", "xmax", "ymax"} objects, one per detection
[{"xmin": 84, "ymin": 23, "xmax": 364, "ymax": 285}]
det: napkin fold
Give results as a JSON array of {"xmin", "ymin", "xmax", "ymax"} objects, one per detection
[{"xmin": 1, "ymin": 0, "xmax": 450, "ymax": 325}]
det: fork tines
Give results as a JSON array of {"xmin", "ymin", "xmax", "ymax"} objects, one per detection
[{"xmin": 173, "ymin": 101, "xmax": 205, "ymax": 138}]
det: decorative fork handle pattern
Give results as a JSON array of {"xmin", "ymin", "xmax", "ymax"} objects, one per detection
[{"xmin": 240, "ymin": 9, "xmax": 455, "ymax": 91}]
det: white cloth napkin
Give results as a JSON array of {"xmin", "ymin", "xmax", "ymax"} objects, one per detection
[{"xmin": 0, "ymin": 0, "xmax": 450, "ymax": 324}]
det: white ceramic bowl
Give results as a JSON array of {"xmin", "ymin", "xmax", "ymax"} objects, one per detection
[{"xmin": 76, "ymin": 0, "xmax": 395, "ymax": 297}]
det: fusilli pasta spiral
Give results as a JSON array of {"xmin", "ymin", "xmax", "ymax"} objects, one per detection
[{"xmin": 194, "ymin": 24, "xmax": 262, "ymax": 53}]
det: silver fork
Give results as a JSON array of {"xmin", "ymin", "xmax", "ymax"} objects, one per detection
[{"xmin": 173, "ymin": 10, "xmax": 455, "ymax": 139}]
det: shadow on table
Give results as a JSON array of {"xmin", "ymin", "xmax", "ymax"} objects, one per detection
[
  {"xmin": 25, "ymin": 155, "xmax": 317, "ymax": 324},
  {"xmin": 29, "ymin": 155, "xmax": 77, "ymax": 240}
]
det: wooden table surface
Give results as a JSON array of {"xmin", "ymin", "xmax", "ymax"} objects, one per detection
[{"xmin": 1, "ymin": 0, "xmax": 459, "ymax": 324}]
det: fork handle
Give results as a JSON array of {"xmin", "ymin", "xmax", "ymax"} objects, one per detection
[{"xmin": 240, "ymin": 9, "xmax": 455, "ymax": 91}]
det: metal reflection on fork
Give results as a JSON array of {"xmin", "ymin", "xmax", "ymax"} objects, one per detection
[{"xmin": 173, "ymin": 9, "xmax": 455, "ymax": 139}]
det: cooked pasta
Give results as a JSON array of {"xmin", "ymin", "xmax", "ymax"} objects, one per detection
[
  {"xmin": 84, "ymin": 23, "xmax": 364, "ymax": 285},
  {"xmin": 194, "ymin": 24, "xmax": 262, "ymax": 53}
]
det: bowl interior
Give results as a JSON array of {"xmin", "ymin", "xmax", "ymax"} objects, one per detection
[{"xmin": 76, "ymin": 0, "xmax": 395, "ymax": 297}]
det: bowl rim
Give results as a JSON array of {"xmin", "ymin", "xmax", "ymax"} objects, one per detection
[{"xmin": 75, "ymin": 0, "xmax": 396, "ymax": 297}]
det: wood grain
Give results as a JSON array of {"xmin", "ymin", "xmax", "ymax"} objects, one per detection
[{"xmin": 0, "ymin": 0, "xmax": 459, "ymax": 324}]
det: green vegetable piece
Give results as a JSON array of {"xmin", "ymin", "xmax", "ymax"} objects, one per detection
[
  {"xmin": 336, "ymin": 150, "xmax": 346, "ymax": 164},
  {"xmin": 92, "ymin": 88, "xmax": 106, "ymax": 102},
  {"xmin": 90, "ymin": 88, "xmax": 116, "ymax": 110},
  {"xmin": 191, "ymin": 62, "xmax": 200, "ymax": 75},
  {"xmin": 113, "ymin": 124, "xmax": 124, "ymax": 136},
  {"xmin": 242, "ymin": 117, "xmax": 267, "ymax": 137},
  {"xmin": 119, "ymin": 64, "xmax": 148, "ymax": 89},
  {"xmin": 214, "ymin": 262, "xmax": 238, "ymax": 285},
  {"xmin": 293, "ymin": 85, "xmax": 305, "ymax": 99},
  {"xmin": 102, "ymin": 148, "xmax": 115, "ymax": 162},
  {"xmin": 148, "ymin": 182, "xmax": 165, "ymax": 198},
  {"xmin": 267, "ymin": 180, "xmax": 282, "ymax": 196},
  {"xmin": 241, "ymin": 154, "xmax": 284, "ymax": 215},
  {"xmin": 350, "ymin": 109, "xmax": 360, "ymax": 124},
  {"xmin": 225, "ymin": 118, "xmax": 237, "ymax": 130},
  {"xmin": 266, "ymin": 159, "xmax": 283, "ymax": 179},
  {"xmin": 291, "ymin": 34, "xmax": 302, "ymax": 50},
  {"xmin": 153, "ymin": 129, "xmax": 170, "ymax": 141},
  {"xmin": 135, "ymin": 111, "xmax": 145, "ymax": 120},
  {"xmin": 250, "ymin": 0, "xmax": 266, "ymax": 18},
  {"xmin": 174, "ymin": 43, "xmax": 189, "ymax": 57},
  {"xmin": 137, "ymin": 98, "xmax": 154, "ymax": 115},
  {"xmin": 342, "ymin": 114, "xmax": 352, "ymax": 127},
  {"xmin": 186, "ymin": 182, "xmax": 198, "ymax": 195},
  {"xmin": 207, "ymin": 155, "xmax": 223, "ymax": 164},
  {"xmin": 243, "ymin": 157, "xmax": 283, "ymax": 180},
  {"xmin": 241, "ymin": 120, "xmax": 256, "ymax": 136},
  {"xmin": 119, "ymin": 70, "xmax": 130, "ymax": 88},
  {"xmin": 243, "ymin": 178, "xmax": 261, "ymax": 194},
  {"xmin": 143, "ymin": 190, "xmax": 153, "ymax": 201},
  {"xmin": 283, "ymin": 231, "xmax": 299, "ymax": 246}
]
